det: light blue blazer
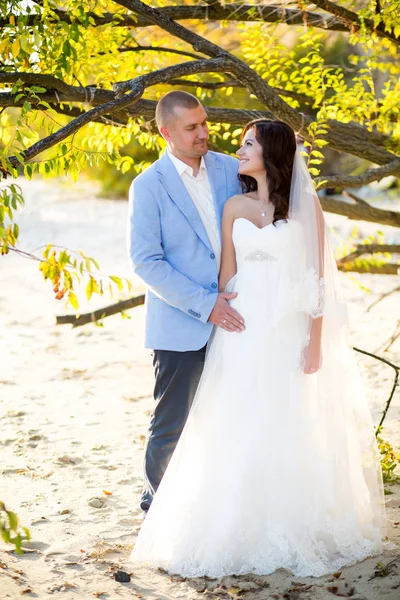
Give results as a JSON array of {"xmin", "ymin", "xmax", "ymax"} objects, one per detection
[{"xmin": 127, "ymin": 150, "xmax": 241, "ymax": 351}]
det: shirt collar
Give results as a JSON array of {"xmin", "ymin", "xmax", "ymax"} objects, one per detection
[{"xmin": 167, "ymin": 150, "xmax": 207, "ymax": 178}]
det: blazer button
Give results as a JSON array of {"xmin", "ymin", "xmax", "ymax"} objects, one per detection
[
  {"xmin": 210, "ymin": 253, "xmax": 215, "ymax": 259},
  {"xmin": 211, "ymin": 282, "xmax": 217, "ymax": 289}
]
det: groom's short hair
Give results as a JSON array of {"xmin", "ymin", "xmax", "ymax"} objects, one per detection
[{"xmin": 155, "ymin": 91, "xmax": 201, "ymax": 128}]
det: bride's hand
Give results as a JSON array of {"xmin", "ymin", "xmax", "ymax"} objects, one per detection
[{"xmin": 303, "ymin": 342, "xmax": 322, "ymax": 375}]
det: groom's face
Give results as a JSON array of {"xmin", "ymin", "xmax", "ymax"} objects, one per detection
[{"xmin": 161, "ymin": 104, "xmax": 209, "ymax": 159}]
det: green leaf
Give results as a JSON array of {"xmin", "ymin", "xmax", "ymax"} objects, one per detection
[
  {"xmin": 7, "ymin": 511, "xmax": 18, "ymax": 531},
  {"xmin": 1, "ymin": 529, "xmax": 11, "ymax": 544}
]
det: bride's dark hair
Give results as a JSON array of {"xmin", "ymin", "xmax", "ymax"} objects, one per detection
[{"xmin": 238, "ymin": 119, "xmax": 297, "ymax": 225}]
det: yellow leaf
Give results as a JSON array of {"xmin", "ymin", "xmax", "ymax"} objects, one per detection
[
  {"xmin": 20, "ymin": 34, "xmax": 30, "ymax": 53},
  {"xmin": 102, "ymin": 490, "xmax": 112, "ymax": 496},
  {"xmin": 11, "ymin": 39, "xmax": 20, "ymax": 58},
  {"xmin": 68, "ymin": 291, "xmax": 79, "ymax": 311}
]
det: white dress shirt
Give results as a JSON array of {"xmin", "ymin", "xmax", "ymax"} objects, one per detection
[{"xmin": 167, "ymin": 150, "xmax": 221, "ymax": 271}]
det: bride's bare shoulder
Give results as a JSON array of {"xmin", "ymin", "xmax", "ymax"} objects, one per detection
[{"xmin": 223, "ymin": 193, "xmax": 250, "ymax": 215}]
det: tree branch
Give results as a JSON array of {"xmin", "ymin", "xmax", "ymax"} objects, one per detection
[
  {"xmin": 56, "ymin": 295, "xmax": 145, "ymax": 327},
  {"xmin": 319, "ymin": 195, "xmax": 400, "ymax": 228},
  {"xmin": 375, "ymin": 320, "xmax": 400, "ymax": 353},
  {"xmin": 337, "ymin": 245, "xmax": 400, "ymax": 266},
  {"xmin": 113, "ymin": 57, "xmax": 227, "ymax": 95},
  {"xmin": 2, "ymin": 3, "xmax": 397, "ymax": 43},
  {"xmin": 6, "ymin": 87, "xmax": 144, "ymax": 171},
  {"xmin": 5, "ymin": 58, "xmax": 226, "ymax": 171},
  {"xmin": 116, "ymin": 44, "xmax": 205, "ymax": 60},
  {"xmin": 165, "ymin": 78, "xmax": 312, "ymax": 104},
  {"xmin": 0, "ymin": 76, "xmax": 393, "ymax": 161},
  {"xmin": 166, "ymin": 77, "xmax": 244, "ymax": 89},
  {"xmin": 338, "ymin": 264, "xmax": 399, "ymax": 274},
  {"xmin": 343, "ymin": 190, "xmax": 371, "ymax": 207},
  {"xmin": 315, "ymin": 159, "xmax": 400, "ymax": 189},
  {"xmin": 353, "ymin": 346, "xmax": 399, "ymax": 432},
  {"xmin": 0, "ymin": 72, "xmax": 72, "ymax": 93},
  {"xmin": 56, "ymin": 270, "xmax": 399, "ymax": 330},
  {"xmin": 311, "ymin": 0, "xmax": 399, "ymax": 47},
  {"xmin": 112, "ymin": 1, "xmax": 399, "ymax": 167},
  {"xmin": 367, "ymin": 286, "xmax": 400, "ymax": 313}
]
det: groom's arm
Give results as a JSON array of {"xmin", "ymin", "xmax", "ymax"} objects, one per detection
[{"xmin": 127, "ymin": 178, "xmax": 217, "ymax": 324}]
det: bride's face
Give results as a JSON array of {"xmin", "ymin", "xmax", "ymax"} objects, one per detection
[{"xmin": 237, "ymin": 128, "xmax": 266, "ymax": 177}]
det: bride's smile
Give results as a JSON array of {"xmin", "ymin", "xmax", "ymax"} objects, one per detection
[{"xmin": 237, "ymin": 128, "xmax": 266, "ymax": 177}]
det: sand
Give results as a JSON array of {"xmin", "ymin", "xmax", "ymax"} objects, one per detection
[{"xmin": 0, "ymin": 177, "xmax": 399, "ymax": 599}]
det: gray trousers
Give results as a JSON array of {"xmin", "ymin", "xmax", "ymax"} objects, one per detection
[{"xmin": 140, "ymin": 345, "xmax": 207, "ymax": 512}]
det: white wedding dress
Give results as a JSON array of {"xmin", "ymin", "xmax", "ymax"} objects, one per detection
[{"xmin": 131, "ymin": 217, "xmax": 384, "ymax": 578}]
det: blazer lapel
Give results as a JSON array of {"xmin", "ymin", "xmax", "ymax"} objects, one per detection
[
  {"xmin": 157, "ymin": 151, "xmax": 212, "ymax": 250},
  {"xmin": 204, "ymin": 152, "xmax": 226, "ymax": 241}
]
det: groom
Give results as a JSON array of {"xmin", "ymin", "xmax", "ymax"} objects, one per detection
[{"xmin": 127, "ymin": 91, "xmax": 244, "ymax": 513}]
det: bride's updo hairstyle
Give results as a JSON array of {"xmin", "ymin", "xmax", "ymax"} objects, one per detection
[{"xmin": 239, "ymin": 119, "xmax": 297, "ymax": 225}]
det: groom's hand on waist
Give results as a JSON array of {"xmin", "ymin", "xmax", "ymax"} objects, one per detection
[{"xmin": 208, "ymin": 293, "xmax": 245, "ymax": 332}]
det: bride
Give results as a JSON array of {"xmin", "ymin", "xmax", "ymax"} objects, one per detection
[{"xmin": 130, "ymin": 119, "xmax": 385, "ymax": 578}]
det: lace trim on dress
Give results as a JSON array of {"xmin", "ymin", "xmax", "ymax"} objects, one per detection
[
  {"xmin": 132, "ymin": 519, "xmax": 382, "ymax": 578},
  {"xmin": 299, "ymin": 333, "xmax": 311, "ymax": 373},
  {"xmin": 244, "ymin": 250, "xmax": 277, "ymax": 262},
  {"xmin": 301, "ymin": 268, "xmax": 325, "ymax": 318}
]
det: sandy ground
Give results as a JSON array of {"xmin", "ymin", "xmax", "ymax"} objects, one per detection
[{"xmin": 0, "ymin": 177, "xmax": 400, "ymax": 600}]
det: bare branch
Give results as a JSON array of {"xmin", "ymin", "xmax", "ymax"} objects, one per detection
[
  {"xmin": 0, "ymin": 90, "xmax": 275, "ymax": 124},
  {"xmin": 47, "ymin": 104, "xmax": 128, "ymax": 127},
  {"xmin": 166, "ymin": 78, "xmax": 244, "ymax": 89},
  {"xmin": 337, "ymin": 244, "xmax": 400, "ymax": 266},
  {"xmin": 165, "ymin": 78, "xmax": 312, "ymax": 104},
  {"xmin": 315, "ymin": 159, "xmax": 400, "ymax": 189},
  {"xmin": 375, "ymin": 320, "xmax": 400, "ymax": 353},
  {"xmin": 56, "ymin": 295, "xmax": 145, "ymax": 327},
  {"xmin": 353, "ymin": 346, "xmax": 399, "ymax": 432},
  {"xmin": 318, "ymin": 195, "xmax": 400, "ymax": 228},
  {"xmin": 338, "ymin": 263, "xmax": 399, "ymax": 274},
  {"xmin": 117, "ymin": 45, "xmax": 205, "ymax": 60},
  {"xmin": 343, "ymin": 191, "xmax": 371, "ymax": 207},
  {"xmin": 0, "ymin": 72, "xmax": 72, "ymax": 93},
  {"xmin": 56, "ymin": 261, "xmax": 399, "ymax": 329},
  {"xmin": 367, "ymin": 286, "xmax": 400, "ymax": 313},
  {"xmin": 114, "ymin": 57, "xmax": 227, "ymax": 94}
]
